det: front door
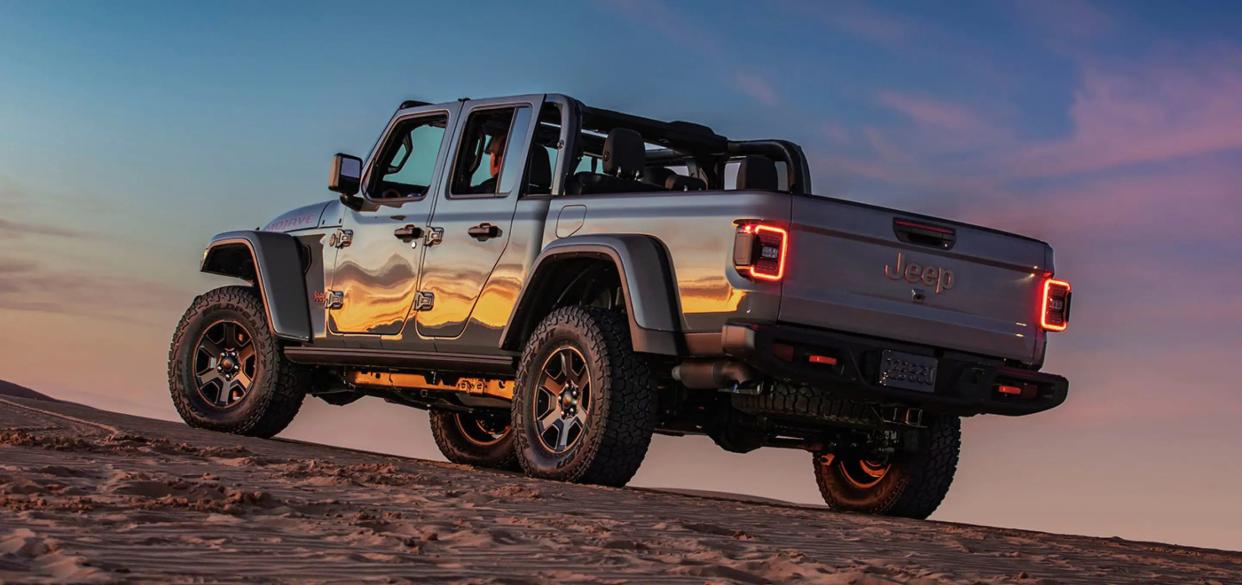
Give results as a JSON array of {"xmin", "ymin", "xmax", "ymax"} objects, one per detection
[
  {"xmin": 415, "ymin": 97, "xmax": 540, "ymax": 343},
  {"xmin": 327, "ymin": 104, "xmax": 458, "ymax": 339}
]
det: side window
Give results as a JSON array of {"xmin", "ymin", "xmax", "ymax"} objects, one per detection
[
  {"xmin": 450, "ymin": 107, "xmax": 531, "ymax": 197},
  {"xmin": 371, "ymin": 114, "xmax": 448, "ymax": 199}
]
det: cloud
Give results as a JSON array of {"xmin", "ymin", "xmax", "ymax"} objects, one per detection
[
  {"xmin": 1016, "ymin": 0, "xmax": 1114, "ymax": 46},
  {"xmin": 733, "ymin": 72, "xmax": 780, "ymax": 106},
  {"xmin": 782, "ymin": 1, "xmax": 912, "ymax": 47},
  {"xmin": 0, "ymin": 218, "xmax": 85, "ymax": 239},
  {"xmin": 1013, "ymin": 51, "xmax": 1242, "ymax": 177},
  {"xmin": 877, "ymin": 91, "xmax": 991, "ymax": 135},
  {"xmin": 0, "ymin": 254, "xmax": 188, "ymax": 320},
  {"xmin": 599, "ymin": 0, "xmax": 781, "ymax": 107}
]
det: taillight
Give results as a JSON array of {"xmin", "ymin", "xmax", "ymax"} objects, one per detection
[
  {"xmin": 733, "ymin": 223, "xmax": 788, "ymax": 281},
  {"xmin": 1041, "ymin": 278, "xmax": 1072, "ymax": 332}
]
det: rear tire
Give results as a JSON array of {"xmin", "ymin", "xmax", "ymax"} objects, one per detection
[
  {"xmin": 813, "ymin": 415, "xmax": 960, "ymax": 519},
  {"xmin": 512, "ymin": 306, "xmax": 657, "ymax": 487},
  {"xmin": 429, "ymin": 410, "xmax": 518, "ymax": 470},
  {"xmin": 167, "ymin": 286, "xmax": 306, "ymax": 438}
]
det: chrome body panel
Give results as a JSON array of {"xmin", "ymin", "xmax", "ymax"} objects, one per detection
[
  {"xmin": 549, "ymin": 191, "xmax": 790, "ymax": 335},
  {"xmin": 779, "ymin": 196, "xmax": 1054, "ymax": 365},
  {"xmin": 413, "ymin": 96, "xmax": 543, "ymax": 343}
]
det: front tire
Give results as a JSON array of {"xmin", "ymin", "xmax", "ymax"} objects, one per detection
[
  {"xmin": 168, "ymin": 286, "xmax": 306, "ymax": 438},
  {"xmin": 512, "ymin": 306, "xmax": 657, "ymax": 487},
  {"xmin": 429, "ymin": 410, "xmax": 518, "ymax": 470},
  {"xmin": 813, "ymin": 415, "xmax": 961, "ymax": 519}
]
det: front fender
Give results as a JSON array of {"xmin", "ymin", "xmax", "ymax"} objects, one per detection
[
  {"xmin": 501, "ymin": 234, "xmax": 681, "ymax": 355},
  {"xmin": 201, "ymin": 230, "xmax": 311, "ymax": 342}
]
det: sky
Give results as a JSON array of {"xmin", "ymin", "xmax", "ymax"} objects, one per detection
[{"xmin": 2, "ymin": 0, "xmax": 1241, "ymax": 550}]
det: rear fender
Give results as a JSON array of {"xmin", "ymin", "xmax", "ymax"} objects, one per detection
[
  {"xmin": 501, "ymin": 234, "xmax": 680, "ymax": 355},
  {"xmin": 200, "ymin": 230, "xmax": 311, "ymax": 342}
]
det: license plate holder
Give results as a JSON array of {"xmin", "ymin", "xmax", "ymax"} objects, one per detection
[{"xmin": 878, "ymin": 350, "xmax": 938, "ymax": 393}]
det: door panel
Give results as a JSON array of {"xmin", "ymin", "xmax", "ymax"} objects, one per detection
[
  {"xmin": 327, "ymin": 105, "xmax": 459, "ymax": 341},
  {"xmin": 416, "ymin": 98, "xmax": 540, "ymax": 342}
]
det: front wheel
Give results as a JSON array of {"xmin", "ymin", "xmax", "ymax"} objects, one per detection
[
  {"xmin": 512, "ymin": 306, "xmax": 658, "ymax": 487},
  {"xmin": 813, "ymin": 415, "xmax": 961, "ymax": 519},
  {"xmin": 167, "ymin": 286, "xmax": 306, "ymax": 438},
  {"xmin": 429, "ymin": 410, "xmax": 518, "ymax": 470}
]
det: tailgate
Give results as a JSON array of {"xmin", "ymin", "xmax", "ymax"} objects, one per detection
[{"xmin": 778, "ymin": 197, "xmax": 1053, "ymax": 364}]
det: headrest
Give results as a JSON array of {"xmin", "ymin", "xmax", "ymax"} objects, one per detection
[
  {"xmin": 642, "ymin": 166, "xmax": 675, "ymax": 187},
  {"xmin": 666, "ymin": 175, "xmax": 707, "ymax": 191},
  {"xmin": 526, "ymin": 145, "xmax": 552, "ymax": 193},
  {"xmin": 603, "ymin": 128, "xmax": 645, "ymax": 178},
  {"xmin": 736, "ymin": 155, "xmax": 779, "ymax": 191}
]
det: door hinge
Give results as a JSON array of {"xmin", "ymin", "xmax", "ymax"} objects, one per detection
[
  {"xmin": 328, "ymin": 228, "xmax": 354, "ymax": 249},
  {"xmin": 423, "ymin": 226, "xmax": 444, "ymax": 247},
  {"xmin": 325, "ymin": 290, "xmax": 345, "ymax": 310},
  {"xmin": 414, "ymin": 291, "xmax": 435, "ymax": 311}
]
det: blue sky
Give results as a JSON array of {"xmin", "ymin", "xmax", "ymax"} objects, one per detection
[{"xmin": 3, "ymin": 0, "xmax": 1242, "ymax": 550}]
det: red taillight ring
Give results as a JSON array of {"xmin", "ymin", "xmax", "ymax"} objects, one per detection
[
  {"xmin": 748, "ymin": 224, "xmax": 788, "ymax": 281},
  {"xmin": 1040, "ymin": 278, "xmax": 1071, "ymax": 332}
]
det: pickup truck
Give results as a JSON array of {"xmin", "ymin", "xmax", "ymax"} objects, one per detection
[{"xmin": 168, "ymin": 93, "xmax": 1071, "ymax": 519}]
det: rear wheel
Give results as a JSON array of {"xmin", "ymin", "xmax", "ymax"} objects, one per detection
[
  {"xmin": 429, "ymin": 410, "xmax": 518, "ymax": 470},
  {"xmin": 512, "ymin": 306, "xmax": 657, "ymax": 487},
  {"xmin": 813, "ymin": 415, "xmax": 961, "ymax": 519},
  {"xmin": 167, "ymin": 286, "xmax": 306, "ymax": 438}
]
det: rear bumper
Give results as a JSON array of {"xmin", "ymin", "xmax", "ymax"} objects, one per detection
[{"xmin": 722, "ymin": 322, "xmax": 1068, "ymax": 416}]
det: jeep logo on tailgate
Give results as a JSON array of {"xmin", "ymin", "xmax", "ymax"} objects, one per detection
[{"xmin": 884, "ymin": 252, "xmax": 954, "ymax": 294}]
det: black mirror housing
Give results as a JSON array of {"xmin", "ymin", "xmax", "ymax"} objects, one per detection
[{"xmin": 328, "ymin": 153, "xmax": 363, "ymax": 196}]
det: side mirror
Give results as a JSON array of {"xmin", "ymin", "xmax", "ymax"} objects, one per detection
[{"xmin": 328, "ymin": 153, "xmax": 363, "ymax": 197}]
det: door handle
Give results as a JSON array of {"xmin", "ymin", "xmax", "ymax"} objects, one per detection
[
  {"xmin": 393, "ymin": 224, "xmax": 424, "ymax": 242},
  {"xmin": 467, "ymin": 222, "xmax": 502, "ymax": 241}
]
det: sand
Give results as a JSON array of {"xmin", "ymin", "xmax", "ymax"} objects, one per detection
[{"xmin": 0, "ymin": 390, "xmax": 1238, "ymax": 584}]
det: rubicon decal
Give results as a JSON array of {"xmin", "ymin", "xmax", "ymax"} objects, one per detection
[{"xmin": 884, "ymin": 252, "xmax": 955, "ymax": 294}]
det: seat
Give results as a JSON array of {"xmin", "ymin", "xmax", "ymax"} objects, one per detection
[
  {"xmin": 735, "ymin": 155, "xmax": 779, "ymax": 191},
  {"xmin": 642, "ymin": 166, "xmax": 675, "ymax": 189},
  {"xmin": 665, "ymin": 175, "xmax": 707, "ymax": 191},
  {"xmin": 569, "ymin": 128, "xmax": 663, "ymax": 195}
]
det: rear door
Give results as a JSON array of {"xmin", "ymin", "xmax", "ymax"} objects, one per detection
[
  {"xmin": 414, "ymin": 96, "xmax": 541, "ymax": 345},
  {"xmin": 779, "ymin": 196, "xmax": 1055, "ymax": 364}
]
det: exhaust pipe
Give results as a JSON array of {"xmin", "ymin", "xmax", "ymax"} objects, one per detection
[{"xmin": 672, "ymin": 360, "xmax": 757, "ymax": 390}]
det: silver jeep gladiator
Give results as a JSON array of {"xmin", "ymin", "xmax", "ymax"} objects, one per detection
[{"xmin": 168, "ymin": 93, "xmax": 1071, "ymax": 518}]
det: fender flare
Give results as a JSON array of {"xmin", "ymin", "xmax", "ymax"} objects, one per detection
[
  {"xmin": 500, "ymin": 234, "xmax": 681, "ymax": 355},
  {"xmin": 200, "ymin": 230, "xmax": 311, "ymax": 342}
]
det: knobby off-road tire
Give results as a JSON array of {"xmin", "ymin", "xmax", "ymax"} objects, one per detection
[
  {"xmin": 429, "ymin": 411, "xmax": 519, "ymax": 471},
  {"xmin": 168, "ymin": 286, "xmax": 306, "ymax": 438},
  {"xmin": 813, "ymin": 415, "xmax": 961, "ymax": 519},
  {"xmin": 512, "ymin": 306, "xmax": 658, "ymax": 487}
]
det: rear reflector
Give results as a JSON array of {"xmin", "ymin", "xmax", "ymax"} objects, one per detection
[
  {"xmin": 773, "ymin": 342, "xmax": 795, "ymax": 362},
  {"xmin": 1041, "ymin": 279, "xmax": 1072, "ymax": 332},
  {"xmin": 996, "ymin": 383, "xmax": 1037, "ymax": 399},
  {"xmin": 734, "ymin": 223, "xmax": 788, "ymax": 281},
  {"xmin": 808, "ymin": 354, "xmax": 838, "ymax": 366},
  {"xmin": 996, "ymin": 384, "xmax": 1023, "ymax": 395}
]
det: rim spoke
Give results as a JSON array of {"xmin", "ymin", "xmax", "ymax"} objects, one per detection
[
  {"xmin": 557, "ymin": 350, "xmax": 571, "ymax": 381},
  {"xmin": 572, "ymin": 363, "xmax": 590, "ymax": 392},
  {"xmin": 198, "ymin": 337, "xmax": 223, "ymax": 360},
  {"xmin": 216, "ymin": 380, "xmax": 234, "ymax": 405},
  {"xmin": 538, "ymin": 405, "xmax": 561, "ymax": 432},
  {"xmin": 236, "ymin": 343, "xmax": 256, "ymax": 363},
  {"xmin": 233, "ymin": 368, "xmax": 253, "ymax": 390},
  {"xmin": 220, "ymin": 323, "xmax": 235, "ymax": 348},
  {"xmin": 552, "ymin": 419, "xmax": 570, "ymax": 451},
  {"xmin": 570, "ymin": 408, "xmax": 588, "ymax": 430},
  {"xmin": 541, "ymin": 375, "xmax": 565, "ymax": 397},
  {"xmin": 197, "ymin": 369, "xmax": 222, "ymax": 387}
]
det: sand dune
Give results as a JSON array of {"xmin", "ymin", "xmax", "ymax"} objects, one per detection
[{"xmin": 0, "ymin": 389, "xmax": 1238, "ymax": 584}]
